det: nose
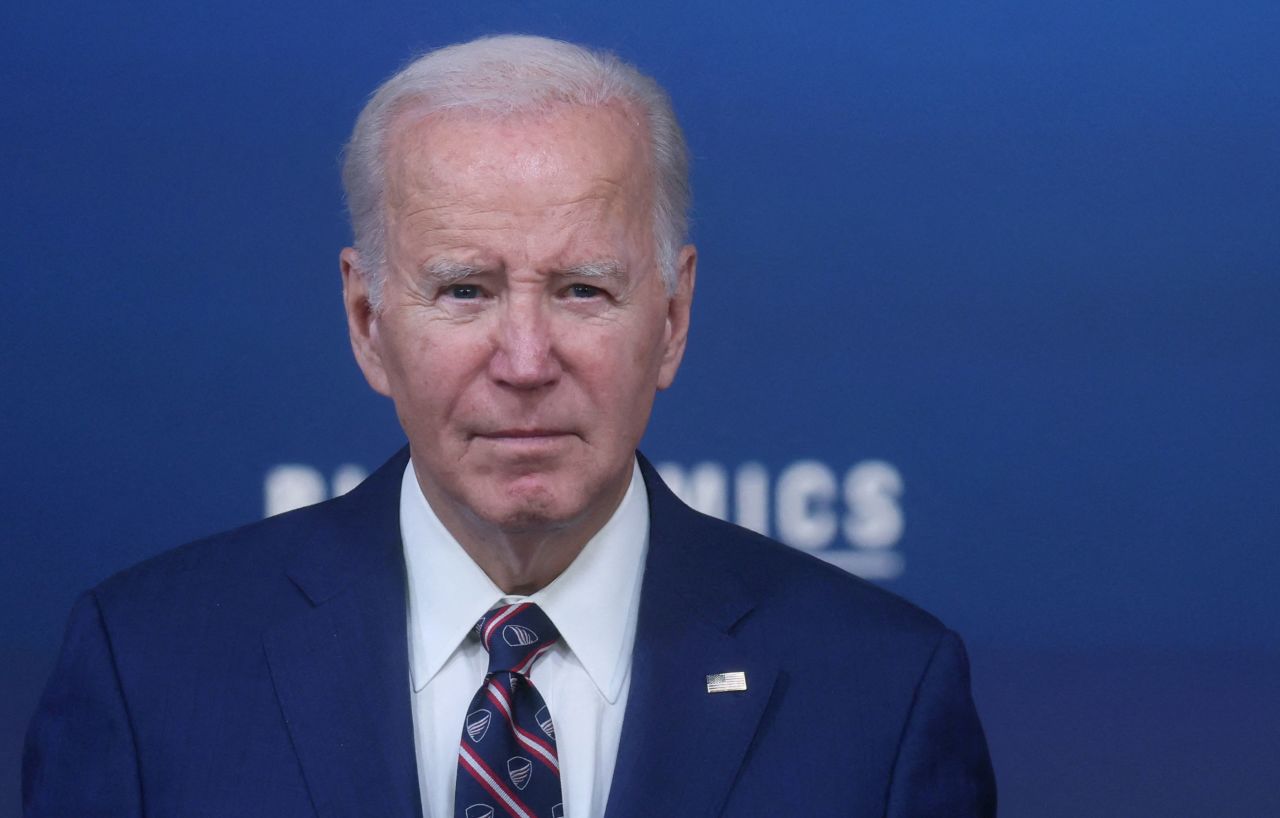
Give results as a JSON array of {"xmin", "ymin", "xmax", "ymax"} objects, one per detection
[{"xmin": 488, "ymin": 292, "xmax": 561, "ymax": 389}]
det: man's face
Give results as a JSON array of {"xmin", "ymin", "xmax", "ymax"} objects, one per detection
[{"xmin": 342, "ymin": 103, "xmax": 694, "ymax": 537}]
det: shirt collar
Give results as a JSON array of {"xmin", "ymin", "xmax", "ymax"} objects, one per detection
[{"xmin": 401, "ymin": 459, "xmax": 649, "ymax": 704}]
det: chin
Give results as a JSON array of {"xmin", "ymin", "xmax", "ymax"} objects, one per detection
[{"xmin": 460, "ymin": 461, "xmax": 627, "ymax": 535}]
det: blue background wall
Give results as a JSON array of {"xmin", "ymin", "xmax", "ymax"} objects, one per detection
[{"xmin": 4, "ymin": 1, "xmax": 1278, "ymax": 814}]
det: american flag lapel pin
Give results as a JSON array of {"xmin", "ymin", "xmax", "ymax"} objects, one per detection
[{"xmin": 706, "ymin": 671, "xmax": 748, "ymax": 693}]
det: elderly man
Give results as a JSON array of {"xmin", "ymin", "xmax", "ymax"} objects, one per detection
[{"xmin": 25, "ymin": 35, "xmax": 995, "ymax": 818}]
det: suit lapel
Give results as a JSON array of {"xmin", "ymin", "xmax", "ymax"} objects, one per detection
[
  {"xmin": 604, "ymin": 456, "xmax": 778, "ymax": 818},
  {"xmin": 263, "ymin": 448, "xmax": 423, "ymax": 818}
]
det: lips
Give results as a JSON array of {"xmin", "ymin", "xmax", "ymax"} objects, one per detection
[
  {"xmin": 470, "ymin": 428, "xmax": 582, "ymax": 453},
  {"xmin": 472, "ymin": 430, "xmax": 577, "ymax": 459},
  {"xmin": 482, "ymin": 429, "xmax": 570, "ymax": 438}
]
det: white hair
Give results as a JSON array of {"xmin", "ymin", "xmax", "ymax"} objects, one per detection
[{"xmin": 340, "ymin": 35, "xmax": 691, "ymax": 308}]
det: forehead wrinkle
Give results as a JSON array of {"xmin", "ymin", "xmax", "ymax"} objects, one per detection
[
  {"xmin": 386, "ymin": 110, "xmax": 650, "ymax": 214},
  {"xmin": 404, "ymin": 146, "xmax": 645, "ymax": 220},
  {"xmin": 384, "ymin": 103, "xmax": 659, "ymax": 281}
]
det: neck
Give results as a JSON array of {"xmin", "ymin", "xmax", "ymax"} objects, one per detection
[{"xmin": 458, "ymin": 527, "xmax": 590, "ymax": 595}]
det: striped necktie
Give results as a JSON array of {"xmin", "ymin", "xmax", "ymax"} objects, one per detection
[{"xmin": 455, "ymin": 603, "xmax": 563, "ymax": 818}]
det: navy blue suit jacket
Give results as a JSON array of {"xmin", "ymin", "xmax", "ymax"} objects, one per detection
[{"xmin": 25, "ymin": 448, "xmax": 996, "ymax": 816}]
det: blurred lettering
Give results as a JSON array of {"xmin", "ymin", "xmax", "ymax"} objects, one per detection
[
  {"xmin": 263, "ymin": 458, "xmax": 903, "ymax": 578},
  {"xmin": 263, "ymin": 464, "xmax": 369, "ymax": 517}
]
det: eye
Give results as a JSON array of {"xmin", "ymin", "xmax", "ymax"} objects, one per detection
[
  {"xmin": 447, "ymin": 284, "xmax": 482, "ymax": 300},
  {"xmin": 568, "ymin": 283, "xmax": 602, "ymax": 299}
]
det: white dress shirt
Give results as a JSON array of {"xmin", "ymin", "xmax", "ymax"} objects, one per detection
[{"xmin": 400, "ymin": 460, "xmax": 649, "ymax": 818}]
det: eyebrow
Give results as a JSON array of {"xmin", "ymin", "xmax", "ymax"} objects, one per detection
[
  {"xmin": 421, "ymin": 259, "xmax": 485, "ymax": 285},
  {"xmin": 421, "ymin": 258, "xmax": 628, "ymax": 285},
  {"xmin": 560, "ymin": 259, "xmax": 626, "ymax": 283}
]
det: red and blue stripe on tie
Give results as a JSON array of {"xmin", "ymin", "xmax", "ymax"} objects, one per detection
[{"xmin": 455, "ymin": 603, "xmax": 564, "ymax": 818}]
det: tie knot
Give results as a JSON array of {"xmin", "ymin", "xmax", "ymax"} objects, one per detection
[{"xmin": 474, "ymin": 602, "xmax": 560, "ymax": 675}]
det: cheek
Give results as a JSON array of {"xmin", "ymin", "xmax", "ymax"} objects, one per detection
[
  {"xmin": 619, "ymin": 308, "xmax": 669, "ymax": 371},
  {"xmin": 380, "ymin": 321, "xmax": 484, "ymax": 409},
  {"xmin": 568, "ymin": 322, "xmax": 666, "ymax": 408},
  {"xmin": 380, "ymin": 323, "xmax": 430, "ymax": 389}
]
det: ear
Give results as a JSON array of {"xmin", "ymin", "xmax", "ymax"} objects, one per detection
[
  {"xmin": 656, "ymin": 244, "xmax": 697, "ymax": 390},
  {"xmin": 340, "ymin": 247, "xmax": 392, "ymax": 397}
]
